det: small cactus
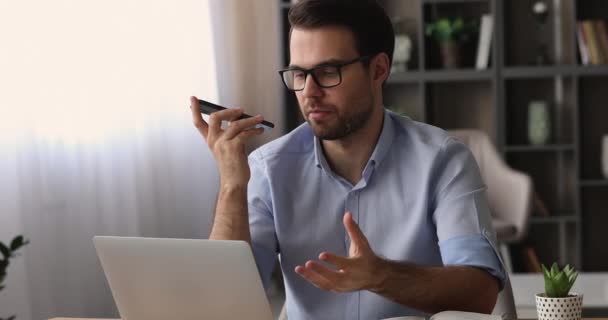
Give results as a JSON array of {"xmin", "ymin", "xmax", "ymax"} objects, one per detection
[{"xmin": 541, "ymin": 262, "xmax": 578, "ymax": 298}]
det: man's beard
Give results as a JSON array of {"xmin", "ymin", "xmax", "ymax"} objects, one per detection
[{"xmin": 305, "ymin": 96, "xmax": 374, "ymax": 140}]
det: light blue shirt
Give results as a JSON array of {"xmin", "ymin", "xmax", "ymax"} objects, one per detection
[{"xmin": 247, "ymin": 109, "xmax": 505, "ymax": 320}]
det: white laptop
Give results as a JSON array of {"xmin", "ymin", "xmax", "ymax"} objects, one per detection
[{"xmin": 93, "ymin": 236, "xmax": 273, "ymax": 320}]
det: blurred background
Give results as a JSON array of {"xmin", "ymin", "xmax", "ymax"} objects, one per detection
[{"xmin": 2, "ymin": 0, "xmax": 608, "ymax": 318}]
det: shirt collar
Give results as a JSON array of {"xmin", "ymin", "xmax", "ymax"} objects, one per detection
[{"xmin": 313, "ymin": 108, "xmax": 396, "ymax": 170}]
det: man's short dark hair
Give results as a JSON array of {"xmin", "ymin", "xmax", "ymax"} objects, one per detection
[{"xmin": 288, "ymin": 0, "xmax": 394, "ymax": 67}]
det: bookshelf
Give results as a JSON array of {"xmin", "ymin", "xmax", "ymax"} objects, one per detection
[{"xmin": 278, "ymin": 0, "xmax": 608, "ymax": 273}]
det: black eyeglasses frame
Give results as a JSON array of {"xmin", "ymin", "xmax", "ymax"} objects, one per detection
[{"xmin": 278, "ymin": 55, "xmax": 373, "ymax": 92}]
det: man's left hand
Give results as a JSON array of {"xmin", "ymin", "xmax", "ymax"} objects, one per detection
[{"xmin": 295, "ymin": 212, "xmax": 386, "ymax": 293}]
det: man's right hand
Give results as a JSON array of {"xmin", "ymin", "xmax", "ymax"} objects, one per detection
[{"xmin": 190, "ymin": 96, "xmax": 265, "ymax": 188}]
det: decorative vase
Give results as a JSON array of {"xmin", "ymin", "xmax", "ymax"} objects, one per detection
[
  {"xmin": 528, "ymin": 100, "xmax": 551, "ymax": 145},
  {"xmin": 391, "ymin": 34, "xmax": 412, "ymax": 73},
  {"xmin": 602, "ymin": 135, "xmax": 608, "ymax": 179},
  {"xmin": 536, "ymin": 293, "xmax": 583, "ymax": 320},
  {"xmin": 439, "ymin": 41, "xmax": 461, "ymax": 69}
]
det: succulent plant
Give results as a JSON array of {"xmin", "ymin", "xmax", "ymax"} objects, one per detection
[
  {"xmin": 425, "ymin": 18, "xmax": 477, "ymax": 43},
  {"xmin": 541, "ymin": 262, "xmax": 578, "ymax": 298}
]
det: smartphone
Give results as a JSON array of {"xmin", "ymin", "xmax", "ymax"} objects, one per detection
[{"xmin": 197, "ymin": 99, "xmax": 274, "ymax": 132}]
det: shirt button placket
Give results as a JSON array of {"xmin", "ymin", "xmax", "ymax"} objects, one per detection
[{"xmin": 343, "ymin": 190, "xmax": 360, "ymax": 320}]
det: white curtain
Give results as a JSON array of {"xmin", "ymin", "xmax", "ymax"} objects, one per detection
[
  {"xmin": 209, "ymin": 0, "xmax": 284, "ymax": 144},
  {"xmin": 0, "ymin": 0, "xmax": 228, "ymax": 318}
]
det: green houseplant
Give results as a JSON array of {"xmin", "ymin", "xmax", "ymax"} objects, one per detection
[
  {"xmin": 425, "ymin": 17, "xmax": 477, "ymax": 68},
  {"xmin": 536, "ymin": 263, "xmax": 583, "ymax": 320},
  {"xmin": 1, "ymin": 235, "xmax": 30, "ymax": 320}
]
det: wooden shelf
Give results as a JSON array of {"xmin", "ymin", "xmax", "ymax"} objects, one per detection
[
  {"xmin": 575, "ymin": 65, "xmax": 608, "ymax": 76},
  {"xmin": 388, "ymin": 69, "xmax": 493, "ymax": 83},
  {"xmin": 422, "ymin": 69, "xmax": 493, "ymax": 82},
  {"xmin": 503, "ymin": 66, "xmax": 578, "ymax": 78},
  {"xmin": 504, "ymin": 144, "xmax": 575, "ymax": 152},
  {"xmin": 423, "ymin": 0, "xmax": 489, "ymax": 3},
  {"xmin": 580, "ymin": 180, "xmax": 608, "ymax": 187}
]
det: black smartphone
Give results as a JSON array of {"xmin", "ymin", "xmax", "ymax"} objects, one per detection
[{"xmin": 197, "ymin": 99, "xmax": 274, "ymax": 131}]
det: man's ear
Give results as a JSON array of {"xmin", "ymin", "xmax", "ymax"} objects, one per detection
[{"xmin": 370, "ymin": 53, "xmax": 390, "ymax": 85}]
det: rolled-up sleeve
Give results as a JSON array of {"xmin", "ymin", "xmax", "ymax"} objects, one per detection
[
  {"xmin": 431, "ymin": 137, "xmax": 506, "ymax": 289},
  {"xmin": 247, "ymin": 152, "xmax": 278, "ymax": 289}
]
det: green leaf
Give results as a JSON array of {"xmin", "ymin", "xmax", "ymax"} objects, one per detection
[
  {"xmin": 545, "ymin": 276, "xmax": 557, "ymax": 297},
  {"xmin": 453, "ymin": 18, "xmax": 464, "ymax": 31},
  {"xmin": 0, "ymin": 243, "xmax": 9, "ymax": 259},
  {"xmin": 541, "ymin": 264, "xmax": 549, "ymax": 278},
  {"xmin": 0, "ymin": 259, "xmax": 8, "ymax": 271},
  {"xmin": 550, "ymin": 262, "xmax": 559, "ymax": 277},
  {"xmin": 553, "ymin": 272, "xmax": 570, "ymax": 297},
  {"xmin": 564, "ymin": 264, "xmax": 573, "ymax": 277},
  {"xmin": 426, "ymin": 17, "xmax": 476, "ymax": 42},
  {"xmin": 10, "ymin": 236, "xmax": 23, "ymax": 251},
  {"xmin": 568, "ymin": 271, "xmax": 578, "ymax": 288}
]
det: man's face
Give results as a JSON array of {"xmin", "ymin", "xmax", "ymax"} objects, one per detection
[{"xmin": 289, "ymin": 26, "xmax": 375, "ymax": 140}]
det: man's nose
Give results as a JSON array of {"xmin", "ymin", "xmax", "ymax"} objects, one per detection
[{"xmin": 301, "ymin": 73, "xmax": 322, "ymax": 97}]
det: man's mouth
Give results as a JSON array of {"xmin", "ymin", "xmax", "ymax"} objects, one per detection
[{"xmin": 307, "ymin": 109, "xmax": 332, "ymax": 121}]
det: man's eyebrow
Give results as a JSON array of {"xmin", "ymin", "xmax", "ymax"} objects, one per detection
[{"xmin": 287, "ymin": 58, "xmax": 346, "ymax": 69}]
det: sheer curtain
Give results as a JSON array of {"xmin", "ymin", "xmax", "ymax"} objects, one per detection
[
  {"xmin": 209, "ymin": 0, "xmax": 283, "ymax": 144},
  {"xmin": 0, "ymin": 0, "xmax": 225, "ymax": 318}
]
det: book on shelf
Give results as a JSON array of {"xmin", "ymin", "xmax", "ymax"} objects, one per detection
[
  {"xmin": 581, "ymin": 21, "xmax": 602, "ymax": 64},
  {"xmin": 577, "ymin": 22, "xmax": 590, "ymax": 65},
  {"xmin": 475, "ymin": 14, "xmax": 493, "ymax": 70},
  {"xmin": 577, "ymin": 20, "xmax": 608, "ymax": 65}
]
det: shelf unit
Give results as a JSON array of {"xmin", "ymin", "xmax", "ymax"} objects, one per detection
[{"xmin": 278, "ymin": 0, "xmax": 608, "ymax": 272}]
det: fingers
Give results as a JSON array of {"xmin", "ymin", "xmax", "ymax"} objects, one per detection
[
  {"xmin": 343, "ymin": 212, "xmax": 371, "ymax": 251},
  {"xmin": 190, "ymin": 96, "xmax": 208, "ymax": 138},
  {"xmin": 207, "ymin": 107, "xmax": 245, "ymax": 138},
  {"xmin": 295, "ymin": 261, "xmax": 344, "ymax": 292},
  {"xmin": 319, "ymin": 252, "xmax": 349, "ymax": 269},
  {"xmin": 234, "ymin": 127, "xmax": 265, "ymax": 141},
  {"xmin": 295, "ymin": 264, "xmax": 332, "ymax": 290},
  {"xmin": 223, "ymin": 115, "xmax": 266, "ymax": 140}
]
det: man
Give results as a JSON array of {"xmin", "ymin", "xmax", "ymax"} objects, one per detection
[{"xmin": 190, "ymin": 0, "xmax": 504, "ymax": 319}]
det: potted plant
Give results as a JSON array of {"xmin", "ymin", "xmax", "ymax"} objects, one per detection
[
  {"xmin": 0, "ymin": 235, "xmax": 30, "ymax": 320},
  {"xmin": 425, "ymin": 17, "xmax": 477, "ymax": 68},
  {"xmin": 536, "ymin": 263, "xmax": 582, "ymax": 320}
]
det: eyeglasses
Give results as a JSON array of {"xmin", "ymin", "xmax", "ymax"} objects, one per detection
[{"xmin": 278, "ymin": 55, "xmax": 371, "ymax": 91}]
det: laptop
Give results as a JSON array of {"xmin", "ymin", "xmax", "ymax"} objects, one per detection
[{"xmin": 93, "ymin": 236, "xmax": 273, "ymax": 320}]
